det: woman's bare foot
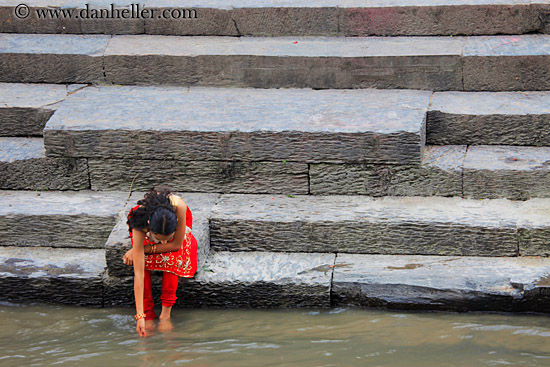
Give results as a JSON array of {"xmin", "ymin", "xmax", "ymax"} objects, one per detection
[
  {"xmin": 158, "ymin": 306, "xmax": 174, "ymax": 332},
  {"xmin": 145, "ymin": 319, "xmax": 156, "ymax": 332}
]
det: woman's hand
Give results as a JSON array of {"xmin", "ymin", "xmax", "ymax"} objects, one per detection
[
  {"xmin": 136, "ymin": 318, "xmax": 146, "ymax": 337},
  {"xmin": 123, "ymin": 248, "xmax": 134, "ymax": 266}
]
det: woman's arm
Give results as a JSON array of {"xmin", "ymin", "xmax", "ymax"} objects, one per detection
[{"xmin": 131, "ymin": 228, "xmax": 147, "ymax": 337}]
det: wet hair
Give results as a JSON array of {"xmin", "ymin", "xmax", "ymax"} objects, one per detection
[{"xmin": 127, "ymin": 187, "xmax": 177, "ymax": 235}]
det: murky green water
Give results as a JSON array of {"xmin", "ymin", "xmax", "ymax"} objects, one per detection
[{"xmin": 1, "ymin": 303, "xmax": 549, "ymax": 367}]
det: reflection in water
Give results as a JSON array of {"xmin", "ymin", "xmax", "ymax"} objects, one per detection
[{"xmin": 1, "ymin": 302, "xmax": 549, "ymax": 367}]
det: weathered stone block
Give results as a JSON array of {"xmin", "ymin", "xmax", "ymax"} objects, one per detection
[
  {"xmin": 516, "ymin": 198, "xmax": 550, "ymax": 256},
  {"xmin": 0, "ymin": 34, "xmax": 108, "ymax": 83},
  {"xmin": 0, "ymin": 247, "xmax": 105, "ymax": 306},
  {"xmin": 105, "ymin": 192, "xmax": 219, "ymax": 277},
  {"xmin": 210, "ymin": 195, "xmax": 519, "ymax": 256},
  {"xmin": 310, "ymin": 145, "xmax": 465, "ymax": 196},
  {"xmin": 427, "ymin": 91, "xmax": 550, "ymax": 146},
  {"xmin": 0, "ymin": 138, "xmax": 89, "ymax": 190},
  {"xmin": 463, "ymin": 146, "xmax": 550, "ymax": 200},
  {"xmin": 340, "ymin": 3, "xmax": 541, "ymax": 36},
  {"xmin": 0, "ymin": 83, "xmax": 68, "ymax": 136},
  {"xmin": 463, "ymin": 35, "xmax": 550, "ymax": 91},
  {"xmin": 0, "ymin": 191, "xmax": 127, "ymax": 248},
  {"xmin": 145, "ymin": 7, "xmax": 237, "ymax": 36},
  {"xmin": 44, "ymin": 86, "xmax": 429, "ymax": 164},
  {"xmin": 332, "ymin": 254, "xmax": 550, "ymax": 313},
  {"xmin": 103, "ymin": 35, "xmax": 463, "ymax": 90},
  {"xmin": 89, "ymin": 159, "xmax": 309, "ymax": 194}
]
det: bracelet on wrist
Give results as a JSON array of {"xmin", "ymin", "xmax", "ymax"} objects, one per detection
[{"xmin": 135, "ymin": 312, "xmax": 146, "ymax": 321}]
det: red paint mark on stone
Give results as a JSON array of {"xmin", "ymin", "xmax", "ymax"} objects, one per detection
[{"xmin": 293, "ymin": 41, "xmax": 298, "ymax": 44}]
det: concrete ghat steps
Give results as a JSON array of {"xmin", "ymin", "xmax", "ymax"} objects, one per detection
[
  {"xmin": 0, "ymin": 246, "xmax": 105, "ymax": 306},
  {"xmin": 0, "ymin": 83, "xmax": 83, "ymax": 137},
  {"xmin": 332, "ymin": 254, "xmax": 550, "ymax": 312},
  {"xmin": 0, "ymin": 191, "xmax": 127, "ymax": 248},
  {"xmin": 209, "ymin": 194, "xmax": 550, "ymax": 256},
  {"xmin": 427, "ymin": 91, "xmax": 550, "ymax": 146},
  {"xmin": 317, "ymin": 145, "xmax": 550, "ymax": 200},
  {"xmin": 0, "ymin": 1, "xmax": 548, "ymax": 37},
  {"xmin": 1, "ymin": 33, "xmax": 550, "ymax": 91},
  {"xmin": 0, "ymin": 137, "xmax": 89, "ymax": 190}
]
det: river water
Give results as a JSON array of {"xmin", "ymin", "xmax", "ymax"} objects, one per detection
[{"xmin": 1, "ymin": 303, "xmax": 549, "ymax": 367}]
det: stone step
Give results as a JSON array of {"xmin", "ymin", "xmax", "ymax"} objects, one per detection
[
  {"xmin": 0, "ymin": 137, "xmax": 89, "ymax": 190},
  {"xmin": 2, "ymin": 33, "xmax": 549, "ymax": 91},
  {"xmin": 105, "ymin": 192, "xmax": 220, "ymax": 278},
  {"xmin": 313, "ymin": 145, "xmax": 550, "ymax": 200},
  {"xmin": 0, "ymin": 246, "xmax": 105, "ymax": 306},
  {"xmin": 0, "ymin": 83, "xmax": 80, "ymax": 137},
  {"xmin": 332, "ymin": 254, "xmax": 550, "ymax": 313},
  {"xmin": 0, "ymin": 191, "xmax": 127, "ymax": 248},
  {"xmin": 427, "ymin": 91, "xmax": 550, "ymax": 146},
  {"xmin": 209, "ymin": 194, "xmax": 550, "ymax": 256},
  {"xmin": 43, "ymin": 86, "xmax": 429, "ymax": 190},
  {"xmin": 0, "ymin": 1, "xmax": 548, "ymax": 37},
  {"xmin": 104, "ymin": 251, "xmax": 336, "ymax": 308}
]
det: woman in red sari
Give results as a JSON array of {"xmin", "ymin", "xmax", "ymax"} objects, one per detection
[{"xmin": 124, "ymin": 188, "xmax": 198, "ymax": 337}]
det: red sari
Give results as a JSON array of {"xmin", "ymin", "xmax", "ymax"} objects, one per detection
[{"xmin": 128, "ymin": 204, "xmax": 198, "ymax": 278}]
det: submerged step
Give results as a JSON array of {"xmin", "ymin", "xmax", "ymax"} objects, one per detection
[
  {"xmin": 210, "ymin": 194, "xmax": 550, "ymax": 256},
  {"xmin": 0, "ymin": 137, "xmax": 89, "ymax": 190},
  {"xmin": 0, "ymin": 1, "xmax": 547, "ymax": 36},
  {"xmin": 0, "ymin": 191, "xmax": 127, "ymax": 248},
  {"xmin": 427, "ymin": 91, "xmax": 550, "ymax": 146},
  {"xmin": 0, "ymin": 83, "xmax": 73, "ymax": 137},
  {"xmin": 2, "ymin": 33, "xmax": 548, "ymax": 90},
  {"xmin": 105, "ymin": 251, "xmax": 336, "ymax": 308},
  {"xmin": 44, "ymin": 86, "xmax": 428, "ymax": 167},
  {"xmin": 0, "ymin": 246, "xmax": 105, "ymax": 306},
  {"xmin": 332, "ymin": 254, "xmax": 550, "ymax": 313},
  {"xmin": 105, "ymin": 192, "xmax": 220, "ymax": 278}
]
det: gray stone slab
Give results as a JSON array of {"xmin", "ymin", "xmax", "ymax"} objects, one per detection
[
  {"xmin": 0, "ymin": 246, "xmax": 105, "ymax": 306},
  {"xmin": 0, "ymin": 138, "xmax": 89, "ymax": 190},
  {"xmin": 179, "ymin": 252, "xmax": 335, "ymax": 308},
  {"xmin": 517, "ymin": 198, "xmax": 550, "ymax": 256},
  {"xmin": 340, "ymin": 3, "xmax": 543, "ymax": 36},
  {"xmin": 332, "ymin": 254, "xmax": 550, "ymax": 312},
  {"xmin": 105, "ymin": 192, "xmax": 219, "ymax": 277},
  {"xmin": 104, "ymin": 35, "xmax": 463, "ymax": 90},
  {"xmin": 0, "ymin": 191, "xmax": 127, "ymax": 248},
  {"xmin": 0, "ymin": 34, "xmax": 108, "ymax": 83},
  {"xmin": 210, "ymin": 194, "xmax": 520, "ymax": 256},
  {"xmin": 89, "ymin": 159, "xmax": 309, "ymax": 194},
  {"xmin": 0, "ymin": 83, "xmax": 67, "ymax": 136},
  {"xmin": 310, "ymin": 145, "xmax": 465, "ymax": 196},
  {"xmin": 464, "ymin": 35, "xmax": 550, "ymax": 91},
  {"xmin": 464, "ymin": 145, "xmax": 550, "ymax": 200},
  {"xmin": 427, "ymin": 91, "xmax": 550, "ymax": 146},
  {"xmin": 44, "ymin": 86, "xmax": 429, "ymax": 164}
]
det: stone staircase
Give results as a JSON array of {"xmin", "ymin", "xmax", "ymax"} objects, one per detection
[{"xmin": 1, "ymin": 0, "xmax": 550, "ymax": 312}]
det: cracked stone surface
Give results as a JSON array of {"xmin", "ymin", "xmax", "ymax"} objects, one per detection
[
  {"xmin": 0, "ymin": 191, "xmax": 127, "ymax": 248},
  {"xmin": 105, "ymin": 192, "xmax": 219, "ymax": 277},
  {"xmin": 427, "ymin": 91, "xmax": 550, "ymax": 145},
  {"xmin": 0, "ymin": 246, "xmax": 105, "ymax": 306},
  {"xmin": 332, "ymin": 254, "xmax": 550, "ymax": 312}
]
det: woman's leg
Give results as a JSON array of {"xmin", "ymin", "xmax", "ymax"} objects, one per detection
[
  {"xmin": 143, "ymin": 269, "xmax": 157, "ymax": 320},
  {"xmin": 159, "ymin": 272, "xmax": 179, "ymax": 320}
]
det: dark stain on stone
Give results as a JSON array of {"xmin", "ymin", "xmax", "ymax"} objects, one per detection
[
  {"xmin": 299, "ymin": 263, "xmax": 350, "ymax": 275},
  {"xmin": 387, "ymin": 263, "xmax": 424, "ymax": 270}
]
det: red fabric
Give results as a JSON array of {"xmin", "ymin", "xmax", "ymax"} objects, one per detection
[
  {"xmin": 128, "ymin": 204, "xmax": 198, "ymax": 278},
  {"xmin": 143, "ymin": 269, "xmax": 179, "ymax": 320}
]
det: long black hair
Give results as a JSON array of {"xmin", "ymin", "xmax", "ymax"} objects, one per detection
[{"xmin": 127, "ymin": 188, "xmax": 178, "ymax": 235}]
